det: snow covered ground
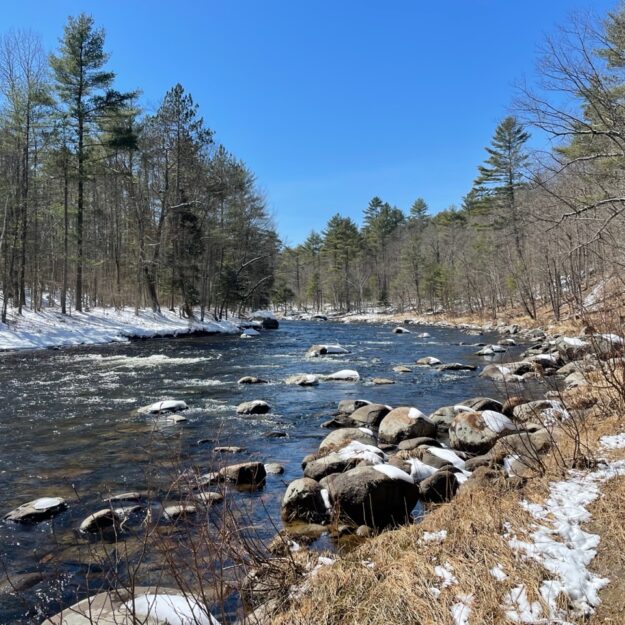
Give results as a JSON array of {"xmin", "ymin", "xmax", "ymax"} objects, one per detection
[{"xmin": 0, "ymin": 306, "xmax": 243, "ymax": 351}]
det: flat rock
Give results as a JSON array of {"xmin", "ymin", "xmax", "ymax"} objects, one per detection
[
  {"xmin": 416, "ymin": 357, "xmax": 442, "ymax": 366},
  {"xmin": 371, "ymin": 377, "xmax": 395, "ymax": 385},
  {"xmin": 435, "ymin": 363, "xmax": 477, "ymax": 371},
  {"xmin": 214, "ymin": 446, "xmax": 246, "ymax": 453},
  {"xmin": 238, "ymin": 376, "xmax": 268, "ymax": 384},
  {"xmin": 393, "ymin": 365, "xmax": 412, "ymax": 373},
  {"xmin": 4, "ymin": 497, "xmax": 67, "ymax": 523},
  {"xmin": 163, "ymin": 504, "xmax": 197, "ymax": 520},
  {"xmin": 194, "ymin": 491, "xmax": 224, "ymax": 505}
]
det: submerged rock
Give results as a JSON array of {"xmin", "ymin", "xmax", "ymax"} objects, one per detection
[{"xmin": 238, "ymin": 376, "xmax": 268, "ymax": 385}]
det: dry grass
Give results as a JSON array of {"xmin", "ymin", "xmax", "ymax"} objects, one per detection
[{"xmin": 271, "ymin": 383, "xmax": 625, "ymax": 625}]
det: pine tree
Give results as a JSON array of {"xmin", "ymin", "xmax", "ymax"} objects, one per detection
[{"xmin": 50, "ymin": 13, "xmax": 135, "ymax": 311}]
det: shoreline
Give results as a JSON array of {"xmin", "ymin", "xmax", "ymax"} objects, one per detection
[{"xmin": 0, "ymin": 305, "xmax": 246, "ymax": 353}]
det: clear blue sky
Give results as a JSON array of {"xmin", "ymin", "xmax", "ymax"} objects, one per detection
[{"xmin": 3, "ymin": 0, "xmax": 618, "ymax": 245}]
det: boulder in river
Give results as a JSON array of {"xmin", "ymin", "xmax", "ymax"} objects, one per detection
[
  {"xmin": 304, "ymin": 441, "xmax": 386, "ymax": 481},
  {"xmin": 371, "ymin": 377, "xmax": 395, "ymax": 385},
  {"xmin": 163, "ymin": 504, "xmax": 197, "ymax": 521},
  {"xmin": 285, "ymin": 374, "xmax": 319, "ymax": 386},
  {"xmin": 264, "ymin": 463, "xmax": 285, "ymax": 475},
  {"xmin": 306, "ymin": 344, "xmax": 350, "ymax": 357},
  {"xmin": 323, "ymin": 464, "xmax": 419, "ymax": 527},
  {"xmin": 138, "ymin": 400, "xmax": 188, "ymax": 415},
  {"xmin": 449, "ymin": 410, "xmax": 517, "ymax": 454},
  {"xmin": 322, "ymin": 369, "xmax": 360, "ymax": 382},
  {"xmin": 416, "ymin": 356, "xmax": 442, "ymax": 366},
  {"xmin": 281, "ymin": 477, "xmax": 328, "ymax": 523},
  {"xmin": 236, "ymin": 400, "xmax": 271, "ymax": 415},
  {"xmin": 393, "ymin": 365, "xmax": 413, "ymax": 373},
  {"xmin": 348, "ymin": 403, "xmax": 391, "ymax": 427},
  {"xmin": 219, "ymin": 462, "xmax": 267, "ymax": 486},
  {"xmin": 79, "ymin": 508, "xmax": 122, "ymax": 533},
  {"xmin": 378, "ymin": 407, "xmax": 437, "ymax": 444},
  {"xmin": 4, "ymin": 496, "xmax": 67, "ymax": 523}
]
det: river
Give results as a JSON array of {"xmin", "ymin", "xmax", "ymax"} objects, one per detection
[{"xmin": 0, "ymin": 319, "xmax": 528, "ymax": 624}]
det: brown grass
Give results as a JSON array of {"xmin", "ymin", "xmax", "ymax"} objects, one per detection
[{"xmin": 271, "ymin": 384, "xmax": 625, "ymax": 625}]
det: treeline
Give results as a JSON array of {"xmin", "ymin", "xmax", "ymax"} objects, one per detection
[
  {"xmin": 0, "ymin": 14, "xmax": 278, "ymax": 323},
  {"xmin": 277, "ymin": 5, "xmax": 625, "ymax": 321}
]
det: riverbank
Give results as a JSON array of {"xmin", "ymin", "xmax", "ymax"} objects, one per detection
[
  {"xmin": 262, "ymin": 326, "xmax": 625, "ymax": 625},
  {"xmin": 0, "ymin": 305, "xmax": 246, "ymax": 351}
]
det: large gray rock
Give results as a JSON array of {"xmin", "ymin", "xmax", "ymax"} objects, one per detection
[
  {"xmin": 281, "ymin": 478, "xmax": 327, "ymax": 523},
  {"xmin": 236, "ymin": 400, "xmax": 271, "ymax": 415},
  {"xmin": 378, "ymin": 407, "xmax": 437, "ymax": 444},
  {"xmin": 428, "ymin": 405, "xmax": 458, "ymax": 428},
  {"xmin": 461, "ymin": 397, "xmax": 503, "ymax": 412},
  {"xmin": 319, "ymin": 428, "xmax": 377, "ymax": 452},
  {"xmin": 349, "ymin": 403, "xmax": 391, "ymax": 427},
  {"xmin": 435, "ymin": 363, "xmax": 477, "ymax": 371},
  {"xmin": 4, "ymin": 496, "xmax": 67, "ymax": 523},
  {"xmin": 491, "ymin": 428, "xmax": 552, "ymax": 461},
  {"xmin": 449, "ymin": 410, "xmax": 516, "ymax": 454},
  {"xmin": 324, "ymin": 464, "xmax": 419, "ymax": 527}
]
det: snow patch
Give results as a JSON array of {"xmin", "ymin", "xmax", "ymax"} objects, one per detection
[
  {"xmin": 422, "ymin": 529, "xmax": 447, "ymax": 543},
  {"xmin": 408, "ymin": 406, "xmax": 426, "ymax": 419},
  {"xmin": 482, "ymin": 410, "xmax": 515, "ymax": 433},
  {"xmin": 123, "ymin": 593, "xmax": 218, "ymax": 625},
  {"xmin": 426, "ymin": 446, "xmax": 466, "ymax": 469},
  {"xmin": 372, "ymin": 464, "xmax": 414, "ymax": 483},
  {"xmin": 600, "ymin": 433, "xmax": 625, "ymax": 449}
]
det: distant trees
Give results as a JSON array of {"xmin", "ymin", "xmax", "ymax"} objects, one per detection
[{"xmin": 0, "ymin": 14, "xmax": 277, "ymax": 321}]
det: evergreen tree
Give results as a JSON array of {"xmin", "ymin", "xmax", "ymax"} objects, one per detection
[
  {"xmin": 474, "ymin": 116, "xmax": 530, "ymax": 255},
  {"xmin": 50, "ymin": 13, "xmax": 135, "ymax": 311}
]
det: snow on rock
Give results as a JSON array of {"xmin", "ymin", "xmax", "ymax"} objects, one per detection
[
  {"xmin": 138, "ymin": 400, "xmax": 189, "ymax": 415},
  {"xmin": 408, "ymin": 458, "xmax": 438, "ymax": 481},
  {"xmin": 372, "ymin": 463, "xmax": 415, "ymax": 484},
  {"xmin": 336, "ymin": 441, "xmax": 386, "ymax": 465},
  {"xmin": 426, "ymin": 446, "xmax": 466, "ymax": 470},
  {"xmin": 241, "ymin": 328, "xmax": 260, "ymax": 337},
  {"xmin": 560, "ymin": 337, "xmax": 588, "ymax": 348},
  {"xmin": 0, "ymin": 306, "xmax": 241, "ymax": 352},
  {"xmin": 123, "ymin": 593, "xmax": 219, "ymax": 625},
  {"xmin": 482, "ymin": 410, "xmax": 516, "ymax": 434},
  {"xmin": 507, "ymin": 460, "xmax": 625, "ymax": 620},
  {"xmin": 599, "ymin": 333, "xmax": 625, "ymax": 345},
  {"xmin": 250, "ymin": 310, "xmax": 276, "ymax": 319},
  {"xmin": 408, "ymin": 406, "xmax": 427, "ymax": 420},
  {"xmin": 324, "ymin": 369, "xmax": 360, "ymax": 382}
]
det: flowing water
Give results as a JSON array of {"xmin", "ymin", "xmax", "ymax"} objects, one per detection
[{"xmin": 0, "ymin": 320, "xmax": 531, "ymax": 623}]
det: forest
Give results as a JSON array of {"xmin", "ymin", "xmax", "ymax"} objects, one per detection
[
  {"xmin": 276, "ymin": 6, "xmax": 625, "ymax": 322},
  {"xmin": 4, "ymin": 8, "xmax": 625, "ymax": 326},
  {"xmin": 0, "ymin": 14, "xmax": 278, "ymax": 324}
]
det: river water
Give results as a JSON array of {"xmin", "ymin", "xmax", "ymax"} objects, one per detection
[{"xmin": 0, "ymin": 320, "xmax": 528, "ymax": 624}]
